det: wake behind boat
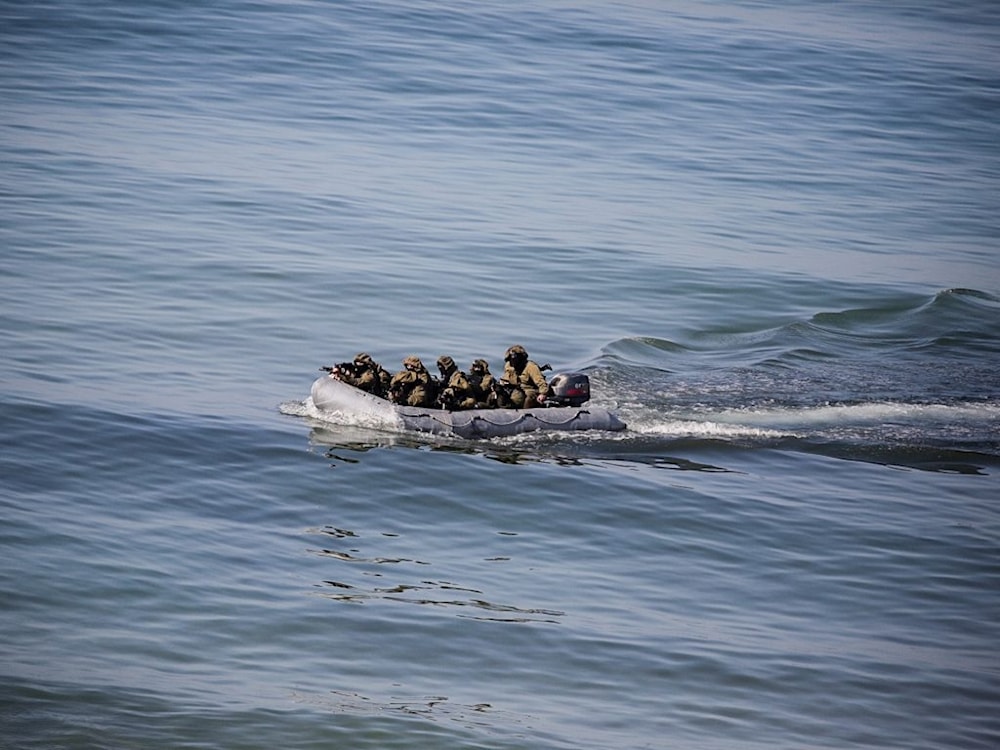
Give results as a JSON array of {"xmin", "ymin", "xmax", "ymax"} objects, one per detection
[{"xmin": 310, "ymin": 373, "xmax": 627, "ymax": 439}]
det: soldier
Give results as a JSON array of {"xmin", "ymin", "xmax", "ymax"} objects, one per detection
[
  {"xmin": 335, "ymin": 352, "xmax": 391, "ymax": 397},
  {"xmin": 500, "ymin": 345, "xmax": 551, "ymax": 408},
  {"xmin": 388, "ymin": 355, "xmax": 435, "ymax": 407},
  {"xmin": 435, "ymin": 355, "xmax": 476, "ymax": 410},
  {"xmin": 468, "ymin": 358, "xmax": 496, "ymax": 408}
]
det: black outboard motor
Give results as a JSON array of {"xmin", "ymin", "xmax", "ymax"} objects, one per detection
[{"xmin": 546, "ymin": 372, "xmax": 591, "ymax": 407}]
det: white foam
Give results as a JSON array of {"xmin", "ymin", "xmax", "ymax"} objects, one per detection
[
  {"xmin": 630, "ymin": 418, "xmax": 792, "ymax": 439},
  {"xmin": 709, "ymin": 402, "xmax": 999, "ymax": 429},
  {"xmin": 627, "ymin": 401, "xmax": 998, "ymax": 439},
  {"xmin": 290, "ymin": 396, "xmax": 401, "ymax": 432}
]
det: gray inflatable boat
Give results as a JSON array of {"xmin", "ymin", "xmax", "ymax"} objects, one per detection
[{"xmin": 310, "ymin": 373, "xmax": 626, "ymax": 439}]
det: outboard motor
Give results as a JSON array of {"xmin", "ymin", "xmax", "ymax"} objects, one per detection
[{"xmin": 546, "ymin": 372, "xmax": 591, "ymax": 407}]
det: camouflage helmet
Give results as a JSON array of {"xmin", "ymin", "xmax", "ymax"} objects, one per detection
[
  {"xmin": 471, "ymin": 358, "xmax": 490, "ymax": 372},
  {"xmin": 353, "ymin": 352, "xmax": 373, "ymax": 366},
  {"xmin": 437, "ymin": 355, "xmax": 455, "ymax": 371},
  {"xmin": 403, "ymin": 355, "xmax": 423, "ymax": 369},
  {"xmin": 504, "ymin": 344, "xmax": 528, "ymax": 361}
]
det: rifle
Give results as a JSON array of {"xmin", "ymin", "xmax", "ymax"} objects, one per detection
[
  {"xmin": 436, "ymin": 387, "xmax": 458, "ymax": 411},
  {"xmin": 388, "ymin": 375, "xmax": 412, "ymax": 403},
  {"xmin": 320, "ymin": 361, "xmax": 358, "ymax": 377},
  {"xmin": 489, "ymin": 379, "xmax": 517, "ymax": 407},
  {"xmin": 491, "ymin": 380, "xmax": 515, "ymax": 396}
]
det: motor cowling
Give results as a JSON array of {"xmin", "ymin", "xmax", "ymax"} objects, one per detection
[{"xmin": 546, "ymin": 372, "xmax": 591, "ymax": 407}]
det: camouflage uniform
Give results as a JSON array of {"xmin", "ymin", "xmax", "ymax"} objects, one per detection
[
  {"xmin": 500, "ymin": 345, "xmax": 550, "ymax": 408},
  {"xmin": 339, "ymin": 352, "xmax": 391, "ymax": 397},
  {"xmin": 468, "ymin": 358, "xmax": 496, "ymax": 408},
  {"xmin": 389, "ymin": 355, "xmax": 434, "ymax": 407},
  {"xmin": 435, "ymin": 355, "xmax": 476, "ymax": 410}
]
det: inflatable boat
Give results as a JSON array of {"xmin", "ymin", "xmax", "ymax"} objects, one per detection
[{"xmin": 310, "ymin": 372, "xmax": 626, "ymax": 439}]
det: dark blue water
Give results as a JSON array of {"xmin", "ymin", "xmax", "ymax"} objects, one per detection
[{"xmin": 3, "ymin": 2, "xmax": 999, "ymax": 748}]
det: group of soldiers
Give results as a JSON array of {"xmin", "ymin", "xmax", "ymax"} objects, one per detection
[{"xmin": 324, "ymin": 345, "xmax": 551, "ymax": 410}]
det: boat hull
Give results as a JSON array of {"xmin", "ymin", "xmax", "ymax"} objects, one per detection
[{"xmin": 310, "ymin": 375, "xmax": 626, "ymax": 439}]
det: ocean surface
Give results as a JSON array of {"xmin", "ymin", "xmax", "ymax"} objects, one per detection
[{"xmin": 3, "ymin": 1, "xmax": 999, "ymax": 748}]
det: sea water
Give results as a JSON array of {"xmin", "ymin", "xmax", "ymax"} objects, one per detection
[{"xmin": 2, "ymin": 1, "xmax": 999, "ymax": 748}]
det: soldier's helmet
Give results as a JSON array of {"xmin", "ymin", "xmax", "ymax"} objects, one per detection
[
  {"xmin": 354, "ymin": 353, "xmax": 373, "ymax": 367},
  {"xmin": 403, "ymin": 355, "xmax": 423, "ymax": 369},
  {"xmin": 437, "ymin": 355, "xmax": 455, "ymax": 371},
  {"xmin": 504, "ymin": 344, "xmax": 528, "ymax": 362},
  {"xmin": 471, "ymin": 358, "xmax": 489, "ymax": 373}
]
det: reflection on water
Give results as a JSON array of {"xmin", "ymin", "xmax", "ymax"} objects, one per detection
[
  {"xmin": 306, "ymin": 526, "xmax": 563, "ymax": 624},
  {"xmin": 316, "ymin": 577, "xmax": 565, "ymax": 624},
  {"xmin": 292, "ymin": 688, "xmax": 521, "ymax": 735},
  {"xmin": 307, "ymin": 418, "xmax": 998, "ymax": 475}
]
